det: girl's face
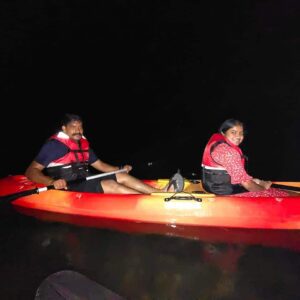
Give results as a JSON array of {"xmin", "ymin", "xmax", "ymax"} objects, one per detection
[{"xmin": 223, "ymin": 125, "xmax": 244, "ymax": 146}]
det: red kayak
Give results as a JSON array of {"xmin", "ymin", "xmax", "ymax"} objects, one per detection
[{"xmin": 1, "ymin": 175, "xmax": 300, "ymax": 251}]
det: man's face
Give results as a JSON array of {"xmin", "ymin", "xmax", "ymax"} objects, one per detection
[{"xmin": 62, "ymin": 120, "xmax": 83, "ymax": 141}]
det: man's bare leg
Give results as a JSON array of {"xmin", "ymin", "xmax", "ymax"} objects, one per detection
[
  {"xmin": 101, "ymin": 179, "xmax": 142, "ymax": 194},
  {"xmin": 115, "ymin": 173, "xmax": 174, "ymax": 194}
]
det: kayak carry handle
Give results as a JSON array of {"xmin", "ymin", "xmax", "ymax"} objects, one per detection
[{"xmin": 164, "ymin": 195, "xmax": 202, "ymax": 202}]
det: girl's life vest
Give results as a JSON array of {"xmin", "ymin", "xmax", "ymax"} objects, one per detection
[{"xmin": 201, "ymin": 133, "xmax": 247, "ymax": 195}]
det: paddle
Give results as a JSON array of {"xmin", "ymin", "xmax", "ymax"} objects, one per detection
[
  {"xmin": 271, "ymin": 183, "xmax": 300, "ymax": 192},
  {"xmin": 0, "ymin": 168, "xmax": 128, "ymax": 202}
]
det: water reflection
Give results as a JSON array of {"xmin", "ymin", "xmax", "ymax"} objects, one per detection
[
  {"xmin": 34, "ymin": 225, "xmax": 241, "ymax": 299},
  {"xmin": 1, "ymin": 208, "xmax": 300, "ymax": 299}
]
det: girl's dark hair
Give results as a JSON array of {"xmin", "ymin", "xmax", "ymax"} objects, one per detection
[
  {"xmin": 219, "ymin": 118, "xmax": 244, "ymax": 134},
  {"xmin": 61, "ymin": 113, "xmax": 82, "ymax": 126}
]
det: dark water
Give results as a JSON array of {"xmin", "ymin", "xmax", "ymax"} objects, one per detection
[{"xmin": 1, "ymin": 201, "xmax": 300, "ymax": 300}]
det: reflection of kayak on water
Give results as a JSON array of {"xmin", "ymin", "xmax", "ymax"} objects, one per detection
[{"xmin": 35, "ymin": 270, "xmax": 126, "ymax": 300}]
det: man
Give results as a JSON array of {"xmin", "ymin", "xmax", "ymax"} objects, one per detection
[{"xmin": 25, "ymin": 113, "xmax": 184, "ymax": 194}]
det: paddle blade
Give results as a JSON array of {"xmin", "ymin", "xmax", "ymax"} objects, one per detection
[
  {"xmin": 0, "ymin": 185, "xmax": 55, "ymax": 203},
  {"xmin": 0, "ymin": 188, "xmax": 40, "ymax": 203}
]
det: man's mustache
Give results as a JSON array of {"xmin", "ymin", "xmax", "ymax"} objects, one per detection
[{"xmin": 73, "ymin": 133, "xmax": 82, "ymax": 137}]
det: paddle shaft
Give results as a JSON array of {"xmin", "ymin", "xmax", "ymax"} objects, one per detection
[
  {"xmin": 271, "ymin": 183, "xmax": 300, "ymax": 192},
  {"xmin": 0, "ymin": 168, "xmax": 128, "ymax": 202}
]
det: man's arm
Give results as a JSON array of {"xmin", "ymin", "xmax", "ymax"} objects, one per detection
[
  {"xmin": 25, "ymin": 161, "xmax": 54, "ymax": 185},
  {"xmin": 90, "ymin": 159, "xmax": 119, "ymax": 173},
  {"xmin": 25, "ymin": 161, "xmax": 67, "ymax": 189},
  {"xmin": 90, "ymin": 159, "xmax": 132, "ymax": 173}
]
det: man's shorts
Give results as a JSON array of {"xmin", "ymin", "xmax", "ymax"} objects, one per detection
[{"xmin": 67, "ymin": 174, "xmax": 117, "ymax": 193}]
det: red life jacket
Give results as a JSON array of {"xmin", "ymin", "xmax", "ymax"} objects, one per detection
[
  {"xmin": 201, "ymin": 133, "xmax": 247, "ymax": 195},
  {"xmin": 45, "ymin": 132, "xmax": 90, "ymax": 181},
  {"xmin": 48, "ymin": 132, "xmax": 90, "ymax": 166},
  {"xmin": 202, "ymin": 133, "xmax": 245, "ymax": 169}
]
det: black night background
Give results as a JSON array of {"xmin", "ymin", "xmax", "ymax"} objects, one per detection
[
  {"xmin": 1, "ymin": 0, "xmax": 300, "ymax": 299},
  {"xmin": 1, "ymin": 0, "xmax": 299, "ymax": 181}
]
